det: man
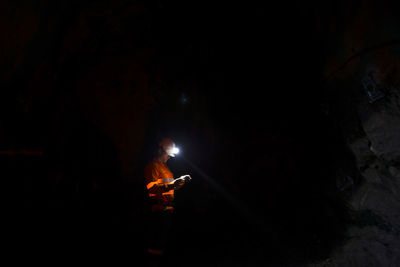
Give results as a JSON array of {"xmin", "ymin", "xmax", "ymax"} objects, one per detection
[{"xmin": 144, "ymin": 137, "xmax": 191, "ymax": 260}]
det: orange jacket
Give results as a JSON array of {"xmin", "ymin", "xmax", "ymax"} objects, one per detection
[{"xmin": 144, "ymin": 159, "xmax": 175, "ymax": 211}]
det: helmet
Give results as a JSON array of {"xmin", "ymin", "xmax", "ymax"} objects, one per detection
[{"xmin": 159, "ymin": 138, "xmax": 180, "ymax": 157}]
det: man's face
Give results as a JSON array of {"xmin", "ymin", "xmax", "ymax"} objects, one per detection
[{"xmin": 159, "ymin": 150, "xmax": 171, "ymax": 163}]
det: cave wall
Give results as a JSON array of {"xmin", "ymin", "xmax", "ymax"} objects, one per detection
[{"xmin": 314, "ymin": 0, "xmax": 400, "ymax": 266}]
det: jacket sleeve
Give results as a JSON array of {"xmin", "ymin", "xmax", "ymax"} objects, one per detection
[{"xmin": 145, "ymin": 164, "xmax": 174, "ymax": 194}]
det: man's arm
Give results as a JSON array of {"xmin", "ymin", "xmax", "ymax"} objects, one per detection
[
  {"xmin": 148, "ymin": 176, "xmax": 190, "ymax": 194},
  {"xmin": 147, "ymin": 183, "xmax": 175, "ymax": 195}
]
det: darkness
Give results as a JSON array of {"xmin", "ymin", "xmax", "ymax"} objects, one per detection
[{"xmin": 1, "ymin": 0, "xmax": 377, "ymax": 266}]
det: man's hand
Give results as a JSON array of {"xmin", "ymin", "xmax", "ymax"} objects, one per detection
[
  {"xmin": 172, "ymin": 175, "xmax": 191, "ymax": 190},
  {"xmin": 174, "ymin": 178, "xmax": 185, "ymax": 187}
]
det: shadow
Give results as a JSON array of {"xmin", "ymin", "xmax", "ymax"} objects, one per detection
[{"xmin": 3, "ymin": 107, "xmax": 145, "ymax": 264}]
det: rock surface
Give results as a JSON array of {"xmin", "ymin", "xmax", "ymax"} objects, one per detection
[{"xmin": 312, "ymin": 95, "xmax": 400, "ymax": 266}]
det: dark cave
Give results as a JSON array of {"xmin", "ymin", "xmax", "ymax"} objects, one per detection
[{"xmin": 2, "ymin": 0, "xmax": 400, "ymax": 266}]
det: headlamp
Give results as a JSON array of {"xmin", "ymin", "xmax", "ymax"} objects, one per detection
[{"xmin": 172, "ymin": 147, "xmax": 180, "ymax": 155}]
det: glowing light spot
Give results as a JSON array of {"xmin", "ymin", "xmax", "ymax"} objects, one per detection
[{"xmin": 172, "ymin": 147, "xmax": 180, "ymax": 155}]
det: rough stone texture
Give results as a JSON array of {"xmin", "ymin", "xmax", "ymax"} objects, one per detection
[
  {"xmin": 310, "ymin": 140, "xmax": 400, "ymax": 267},
  {"xmin": 314, "ymin": 59, "xmax": 400, "ymax": 266},
  {"xmin": 311, "ymin": 1, "xmax": 400, "ymax": 264},
  {"xmin": 347, "ymin": 137, "xmax": 375, "ymax": 170},
  {"xmin": 311, "ymin": 107, "xmax": 400, "ymax": 266},
  {"xmin": 389, "ymin": 166, "xmax": 400, "ymax": 178},
  {"xmin": 359, "ymin": 90, "xmax": 400, "ymax": 163},
  {"xmin": 318, "ymin": 226, "xmax": 400, "ymax": 267}
]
